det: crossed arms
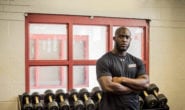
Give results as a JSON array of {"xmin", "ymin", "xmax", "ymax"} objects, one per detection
[{"xmin": 98, "ymin": 74, "xmax": 149, "ymax": 94}]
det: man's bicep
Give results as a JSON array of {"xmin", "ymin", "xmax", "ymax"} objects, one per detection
[
  {"xmin": 136, "ymin": 74, "xmax": 150, "ymax": 88},
  {"xmin": 96, "ymin": 59, "xmax": 111, "ymax": 78},
  {"xmin": 137, "ymin": 74, "xmax": 149, "ymax": 84},
  {"xmin": 98, "ymin": 76, "xmax": 113, "ymax": 92},
  {"xmin": 136, "ymin": 60, "xmax": 147, "ymax": 77}
]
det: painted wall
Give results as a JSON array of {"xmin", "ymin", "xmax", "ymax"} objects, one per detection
[{"xmin": 0, "ymin": 0, "xmax": 185, "ymax": 109}]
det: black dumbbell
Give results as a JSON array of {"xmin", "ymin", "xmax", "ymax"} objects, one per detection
[
  {"xmin": 44, "ymin": 89, "xmax": 59, "ymax": 110},
  {"xmin": 31, "ymin": 92, "xmax": 43, "ymax": 110},
  {"xmin": 68, "ymin": 89, "xmax": 84, "ymax": 110},
  {"xmin": 22, "ymin": 92, "xmax": 33, "ymax": 110},
  {"xmin": 91, "ymin": 87, "xmax": 102, "ymax": 110},
  {"xmin": 55, "ymin": 89, "xmax": 70, "ymax": 110},
  {"xmin": 142, "ymin": 90, "xmax": 158, "ymax": 108},
  {"xmin": 79, "ymin": 88, "xmax": 95, "ymax": 110},
  {"xmin": 91, "ymin": 87, "xmax": 102, "ymax": 103},
  {"xmin": 147, "ymin": 84, "xmax": 168, "ymax": 107},
  {"xmin": 139, "ymin": 96, "xmax": 144, "ymax": 110}
]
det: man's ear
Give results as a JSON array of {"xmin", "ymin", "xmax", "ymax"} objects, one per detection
[
  {"xmin": 130, "ymin": 37, "xmax": 132, "ymax": 41},
  {"xmin": 113, "ymin": 36, "xmax": 116, "ymax": 41}
]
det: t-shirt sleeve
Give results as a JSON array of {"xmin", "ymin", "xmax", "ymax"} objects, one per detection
[
  {"xmin": 96, "ymin": 58, "xmax": 112, "ymax": 79},
  {"xmin": 136, "ymin": 59, "xmax": 146, "ymax": 77}
]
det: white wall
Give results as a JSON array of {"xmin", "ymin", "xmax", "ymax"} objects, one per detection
[{"xmin": 0, "ymin": 0, "xmax": 185, "ymax": 109}]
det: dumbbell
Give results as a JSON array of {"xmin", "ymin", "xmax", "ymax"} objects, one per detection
[
  {"xmin": 91, "ymin": 87, "xmax": 102, "ymax": 103},
  {"xmin": 55, "ymin": 89, "xmax": 70, "ymax": 110},
  {"xmin": 139, "ymin": 96, "xmax": 144, "ymax": 110},
  {"xmin": 91, "ymin": 87, "xmax": 102, "ymax": 110},
  {"xmin": 44, "ymin": 89, "xmax": 59, "ymax": 110},
  {"xmin": 68, "ymin": 89, "xmax": 84, "ymax": 110},
  {"xmin": 147, "ymin": 84, "xmax": 168, "ymax": 107},
  {"xmin": 31, "ymin": 92, "xmax": 43, "ymax": 110},
  {"xmin": 22, "ymin": 92, "xmax": 33, "ymax": 110},
  {"xmin": 142, "ymin": 90, "xmax": 158, "ymax": 108},
  {"xmin": 79, "ymin": 88, "xmax": 95, "ymax": 110}
]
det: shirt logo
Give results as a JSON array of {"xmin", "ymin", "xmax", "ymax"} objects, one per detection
[{"xmin": 128, "ymin": 64, "xmax": 136, "ymax": 68}]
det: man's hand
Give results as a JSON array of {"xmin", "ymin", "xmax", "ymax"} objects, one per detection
[
  {"xmin": 97, "ymin": 76, "xmax": 134, "ymax": 94},
  {"xmin": 114, "ymin": 75, "xmax": 149, "ymax": 90},
  {"xmin": 112, "ymin": 75, "xmax": 149, "ymax": 91}
]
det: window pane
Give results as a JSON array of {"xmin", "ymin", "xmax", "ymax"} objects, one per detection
[
  {"xmin": 73, "ymin": 66, "xmax": 99, "ymax": 91},
  {"xmin": 73, "ymin": 25, "xmax": 107, "ymax": 60},
  {"xmin": 113, "ymin": 26, "xmax": 144, "ymax": 59},
  {"xmin": 30, "ymin": 66, "xmax": 67, "ymax": 93},
  {"xmin": 29, "ymin": 24, "xmax": 67, "ymax": 60}
]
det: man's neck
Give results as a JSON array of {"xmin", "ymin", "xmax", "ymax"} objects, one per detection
[{"xmin": 112, "ymin": 49, "xmax": 127, "ymax": 57}]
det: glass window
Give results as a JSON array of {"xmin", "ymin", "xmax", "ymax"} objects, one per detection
[
  {"xmin": 29, "ymin": 24, "xmax": 67, "ymax": 60},
  {"xmin": 73, "ymin": 66, "xmax": 99, "ymax": 91},
  {"xmin": 30, "ymin": 66, "xmax": 68, "ymax": 93},
  {"xmin": 26, "ymin": 14, "xmax": 149, "ymax": 93},
  {"xmin": 73, "ymin": 25, "xmax": 107, "ymax": 60}
]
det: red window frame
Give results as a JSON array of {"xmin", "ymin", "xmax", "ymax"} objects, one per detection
[
  {"xmin": 30, "ymin": 34, "xmax": 89, "ymax": 89},
  {"xmin": 25, "ymin": 13, "xmax": 150, "ymax": 92}
]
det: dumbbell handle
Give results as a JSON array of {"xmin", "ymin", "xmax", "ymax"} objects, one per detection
[
  {"xmin": 97, "ymin": 93, "xmax": 102, "ymax": 102},
  {"xmin": 73, "ymin": 95, "xmax": 78, "ymax": 102},
  {"xmin": 143, "ymin": 91, "xmax": 149, "ymax": 97},
  {"xmin": 154, "ymin": 90, "xmax": 158, "ymax": 96},
  {"xmin": 59, "ymin": 95, "xmax": 64, "ymax": 102},
  {"xmin": 83, "ymin": 94, "xmax": 88, "ymax": 101},
  {"xmin": 49, "ymin": 96, "xmax": 53, "ymax": 102},
  {"xmin": 25, "ymin": 97, "xmax": 29, "ymax": 104},
  {"xmin": 34, "ymin": 96, "xmax": 39, "ymax": 104}
]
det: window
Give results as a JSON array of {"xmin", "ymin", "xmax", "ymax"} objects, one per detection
[{"xmin": 25, "ymin": 14, "xmax": 149, "ymax": 93}]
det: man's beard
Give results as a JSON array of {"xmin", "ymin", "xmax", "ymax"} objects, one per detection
[{"xmin": 115, "ymin": 43, "xmax": 130, "ymax": 52}]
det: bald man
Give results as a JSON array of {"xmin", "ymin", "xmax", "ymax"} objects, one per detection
[{"xmin": 96, "ymin": 26, "xmax": 149, "ymax": 110}]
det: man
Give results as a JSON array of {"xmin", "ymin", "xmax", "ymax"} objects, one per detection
[{"xmin": 96, "ymin": 26, "xmax": 149, "ymax": 110}]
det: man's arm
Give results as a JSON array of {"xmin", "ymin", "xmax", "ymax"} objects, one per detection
[
  {"xmin": 112, "ymin": 74, "xmax": 149, "ymax": 91},
  {"xmin": 98, "ymin": 75, "xmax": 135, "ymax": 94}
]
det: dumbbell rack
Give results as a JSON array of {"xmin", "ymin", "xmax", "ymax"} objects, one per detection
[
  {"xmin": 18, "ymin": 94, "xmax": 68, "ymax": 110},
  {"xmin": 18, "ymin": 94, "xmax": 70, "ymax": 110},
  {"xmin": 18, "ymin": 95, "xmax": 169, "ymax": 110},
  {"xmin": 142, "ymin": 104, "xmax": 169, "ymax": 110},
  {"xmin": 18, "ymin": 94, "xmax": 100, "ymax": 110}
]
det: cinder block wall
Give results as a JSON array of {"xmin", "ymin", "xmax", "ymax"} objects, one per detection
[{"xmin": 0, "ymin": 0, "xmax": 185, "ymax": 110}]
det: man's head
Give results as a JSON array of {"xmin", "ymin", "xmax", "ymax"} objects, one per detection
[{"xmin": 113, "ymin": 26, "xmax": 132, "ymax": 52}]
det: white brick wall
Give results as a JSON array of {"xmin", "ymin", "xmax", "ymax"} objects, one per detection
[{"xmin": 0, "ymin": 0, "xmax": 185, "ymax": 110}]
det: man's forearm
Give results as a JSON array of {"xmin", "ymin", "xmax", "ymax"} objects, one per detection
[
  {"xmin": 109, "ymin": 82, "xmax": 135, "ymax": 94},
  {"xmin": 121, "ymin": 78, "xmax": 148, "ymax": 90},
  {"xmin": 98, "ymin": 76, "xmax": 135, "ymax": 94},
  {"xmin": 113, "ymin": 75, "xmax": 149, "ymax": 91}
]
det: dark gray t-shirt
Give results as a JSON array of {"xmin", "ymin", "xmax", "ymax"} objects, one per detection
[{"xmin": 96, "ymin": 52, "xmax": 146, "ymax": 110}]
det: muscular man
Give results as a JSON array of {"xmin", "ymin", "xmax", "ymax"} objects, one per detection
[{"xmin": 96, "ymin": 26, "xmax": 149, "ymax": 110}]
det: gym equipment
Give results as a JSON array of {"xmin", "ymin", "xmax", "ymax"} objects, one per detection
[
  {"xmin": 68, "ymin": 89, "xmax": 84, "ymax": 110},
  {"xmin": 79, "ymin": 88, "xmax": 95, "ymax": 110},
  {"xmin": 31, "ymin": 92, "xmax": 43, "ymax": 110},
  {"xmin": 139, "ymin": 96, "xmax": 144, "ymax": 110},
  {"xmin": 91, "ymin": 87, "xmax": 102, "ymax": 103},
  {"xmin": 91, "ymin": 87, "xmax": 102, "ymax": 110},
  {"xmin": 22, "ymin": 92, "xmax": 33, "ymax": 110},
  {"xmin": 147, "ymin": 84, "xmax": 168, "ymax": 107},
  {"xmin": 44, "ymin": 89, "xmax": 59, "ymax": 110},
  {"xmin": 55, "ymin": 89, "xmax": 70, "ymax": 110},
  {"xmin": 142, "ymin": 90, "xmax": 158, "ymax": 108}
]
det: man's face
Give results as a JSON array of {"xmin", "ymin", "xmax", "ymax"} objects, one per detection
[{"xmin": 114, "ymin": 29, "xmax": 131, "ymax": 52}]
